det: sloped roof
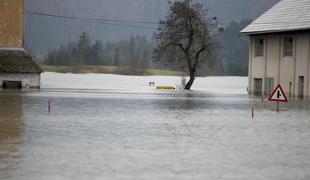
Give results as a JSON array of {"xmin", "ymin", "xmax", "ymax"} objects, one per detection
[
  {"xmin": 242, "ymin": 0, "xmax": 310, "ymax": 34},
  {"xmin": 0, "ymin": 49, "xmax": 42, "ymax": 73}
]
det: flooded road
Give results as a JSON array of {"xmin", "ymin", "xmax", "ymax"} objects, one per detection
[{"xmin": 1, "ymin": 73, "xmax": 310, "ymax": 180}]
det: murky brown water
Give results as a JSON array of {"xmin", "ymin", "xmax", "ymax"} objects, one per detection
[{"xmin": 0, "ymin": 74, "xmax": 310, "ymax": 180}]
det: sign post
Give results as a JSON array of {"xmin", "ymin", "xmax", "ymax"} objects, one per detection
[{"xmin": 268, "ymin": 84, "xmax": 288, "ymax": 112}]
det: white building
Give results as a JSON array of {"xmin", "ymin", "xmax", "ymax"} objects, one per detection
[{"xmin": 242, "ymin": 0, "xmax": 310, "ymax": 98}]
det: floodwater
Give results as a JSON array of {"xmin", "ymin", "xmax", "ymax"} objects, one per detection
[{"xmin": 0, "ymin": 73, "xmax": 310, "ymax": 180}]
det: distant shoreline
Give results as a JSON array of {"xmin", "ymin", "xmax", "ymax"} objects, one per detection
[{"xmin": 40, "ymin": 65, "xmax": 186, "ymax": 76}]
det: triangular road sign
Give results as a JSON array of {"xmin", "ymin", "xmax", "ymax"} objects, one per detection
[{"xmin": 268, "ymin": 84, "xmax": 288, "ymax": 102}]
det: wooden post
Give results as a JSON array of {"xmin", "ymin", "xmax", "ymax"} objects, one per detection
[{"xmin": 48, "ymin": 100, "xmax": 50, "ymax": 113}]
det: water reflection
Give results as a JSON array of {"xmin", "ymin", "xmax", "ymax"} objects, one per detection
[
  {"xmin": 250, "ymin": 94, "xmax": 310, "ymax": 112},
  {"xmin": 151, "ymin": 91, "xmax": 251, "ymax": 113},
  {"xmin": 0, "ymin": 91, "xmax": 22, "ymax": 179}
]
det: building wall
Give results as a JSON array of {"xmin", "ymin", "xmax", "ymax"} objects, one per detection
[
  {"xmin": 0, "ymin": 73, "xmax": 40, "ymax": 88},
  {"xmin": 266, "ymin": 34, "xmax": 280, "ymax": 83},
  {"xmin": 295, "ymin": 33, "xmax": 310, "ymax": 97},
  {"xmin": 249, "ymin": 32, "xmax": 310, "ymax": 98},
  {"xmin": 0, "ymin": 0, "xmax": 24, "ymax": 48},
  {"xmin": 279, "ymin": 35, "xmax": 294, "ymax": 96}
]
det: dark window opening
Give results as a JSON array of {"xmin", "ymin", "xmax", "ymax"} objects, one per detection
[
  {"xmin": 255, "ymin": 37, "xmax": 264, "ymax": 57},
  {"xmin": 283, "ymin": 36, "xmax": 293, "ymax": 57},
  {"xmin": 254, "ymin": 78, "xmax": 263, "ymax": 96},
  {"xmin": 2, "ymin": 81, "xmax": 22, "ymax": 89},
  {"xmin": 298, "ymin": 76, "xmax": 304, "ymax": 99}
]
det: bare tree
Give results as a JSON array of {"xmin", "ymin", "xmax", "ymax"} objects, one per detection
[{"xmin": 154, "ymin": 0, "xmax": 218, "ymax": 90}]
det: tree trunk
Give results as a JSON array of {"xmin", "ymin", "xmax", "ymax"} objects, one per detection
[
  {"xmin": 185, "ymin": 72, "xmax": 195, "ymax": 90},
  {"xmin": 185, "ymin": 57, "xmax": 199, "ymax": 90}
]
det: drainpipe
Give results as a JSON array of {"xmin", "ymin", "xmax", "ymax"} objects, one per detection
[{"xmin": 289, "ymin": 82, "xmax": 292, "ymax": 97}]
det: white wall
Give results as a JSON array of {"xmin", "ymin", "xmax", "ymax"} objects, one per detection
[
  {"xmin": 249, "ymin": 35, "xmax": 266, "ymax": 94},
  {"xmin": 266, "ymin": 34, "xmax": 280, "ymax": 82},
  {"xmin": 249, "ymin": 32, "xmax": 310, "ymax": 98},
  {"xmin": 295, "ymin": 33, "xmax": 310, "ymax": 97},
  {"xmin": 0, "ymin": 73, "xmax": 41, "ymax": 88}
]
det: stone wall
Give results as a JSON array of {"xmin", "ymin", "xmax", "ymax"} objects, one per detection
[{"xmin": 0, "ymin": 0, "xmax": 24, "ymax": 48}]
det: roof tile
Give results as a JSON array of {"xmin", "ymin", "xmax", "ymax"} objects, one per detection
[{"xmin": 0, "ymin": 49, "xmax": 42, "ymax": 73}]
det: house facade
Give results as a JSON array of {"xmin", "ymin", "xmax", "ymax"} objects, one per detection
[
  {"xmin": 0, "ymin": 0, "xmax": 42, "ymax": 89},
  {"xmin": 0, "ymin": 0, "xmax": 24, "ymax": 48},
  {"xmin": 242, "ymin": 0, "xmax": 310, "ymax": 98}
]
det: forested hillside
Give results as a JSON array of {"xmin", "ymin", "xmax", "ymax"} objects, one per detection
[
  {"xmin": 25, "ymin": 0, "xmax": 280, "ymax": 56},
  {"xmin": 25, "ymin": 0, "xmax": 280, "ymax": 76}
]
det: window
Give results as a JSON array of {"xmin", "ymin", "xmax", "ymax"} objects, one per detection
[
  {"xmin": 255, "ymin": 37, "xmax": 264, "ymax": 57},
  {"xmin": 2, "ymin": 81, "xmax": 22, "ymax": 89},
  {"xmin": 265, "ymin": 77, "xmax": 274, "ymax": 95},
  {"xmin": 254, "ymin": 78, "xmax": 263, "ymax": 96},
  {"xmin": 283, "ymin": 36, "xmax": 293, "ymax": 57},
  {"xmin": 298, "ymin": 76, "xmax": 304, "ymax": 98}
]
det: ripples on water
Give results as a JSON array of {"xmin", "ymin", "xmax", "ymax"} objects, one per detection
[{"xmin": 0, "ymin": 73, "xmax": 310, "ymax": 180}]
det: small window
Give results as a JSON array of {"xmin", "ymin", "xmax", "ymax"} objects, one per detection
[
  {"xmin": 254, "ymin": 78, "xmax": 263, "ymax": 96},
  {"xmin": 265, "ymin": 77, "xmax": 274, "ymax": 95},
  {"xmin": 2, "ymin": 81, "xmax": 22, "ymax": 89},
  {"xmin": 283, "ymin": 36, "xmax": 293, "ymax": 57},
  {"xmin": 255, "ymin": 37, "xmax": 264, "ymax": 57},
  {"xmin": 298, "ymin": 76, "xmax": 304, "ymax": 98}
]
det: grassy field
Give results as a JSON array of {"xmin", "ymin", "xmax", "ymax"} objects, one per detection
[{"xmin": 41, "ymin": 65, "xmax": 186, "ymax": 76}]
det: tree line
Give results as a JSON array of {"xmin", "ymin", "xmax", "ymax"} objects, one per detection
[
  {"xmin": 44, "ymin": 32, "xmax": 152, "ymax": 69},
  {"xmin": 44, "ymin": 19, "xmax": 251, "ymax": 76}
]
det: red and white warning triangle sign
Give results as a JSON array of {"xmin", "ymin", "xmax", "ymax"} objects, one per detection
[{"xmin": 268, "ymin": 84, "xmax": 288, "ymax": 102}]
